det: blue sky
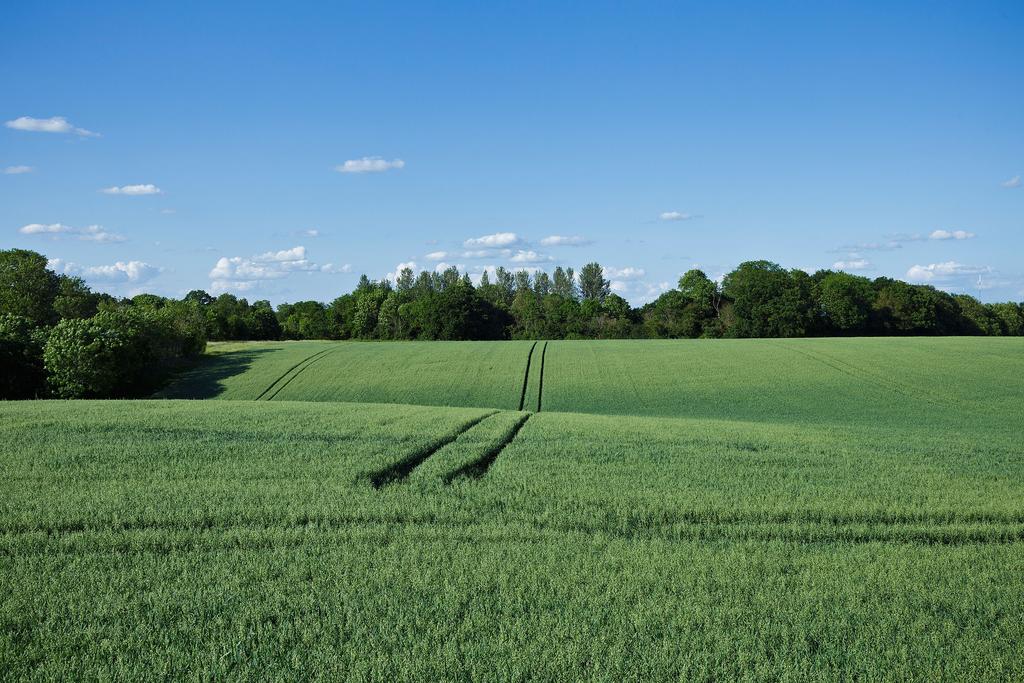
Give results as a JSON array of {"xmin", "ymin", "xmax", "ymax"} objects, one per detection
[{"xmin": 2, "ymin": 1, "xmax": 1022, "ymax": 304}]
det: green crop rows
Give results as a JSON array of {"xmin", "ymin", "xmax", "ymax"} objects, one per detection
[{"xmin": 4, "ymin": 338, "xmax": 1024, "ymax": 680}]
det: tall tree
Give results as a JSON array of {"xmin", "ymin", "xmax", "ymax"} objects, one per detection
[
  {"xmin": 514, "ymin": 270, "xmax": 532, "ymax": 292},
  {"xmin": 0, "ymin": 249, "xmax": 60, "ymax": 326},
  {"xmin": 534, "ymin": 271, "xmax": 552, "ymax": 296},
  {"xmin": 395, "ymin": 267, "xmax": 415, "ymax": 293},
  {"xmin": 552, "ymin": 266, "xmax": 577, "ymax": 300},
  {"xmin": 579, "ymin": 262, "xmax": 610, "ymax": 302}
]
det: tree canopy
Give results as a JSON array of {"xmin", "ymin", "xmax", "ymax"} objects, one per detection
[{"xmin": 3, "ymin": 248, "xmax": 1022, "ymax": 399}]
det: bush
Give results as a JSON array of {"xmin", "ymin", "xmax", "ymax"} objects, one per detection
[{"xmin": 43, "ymin": 308, "xmax": 205, "ymax": 398}]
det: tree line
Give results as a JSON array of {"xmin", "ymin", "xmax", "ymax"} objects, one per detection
[{"xmin": 3, "ymin": 248, "xmax": 1022, "ymax": 398}]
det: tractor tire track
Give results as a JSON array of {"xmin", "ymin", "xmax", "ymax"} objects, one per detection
[
  {"xmin": 368, "ymin": 411, "xmax": 498, "ymax": 488},
  {"xmin": 517, "ymin": 342, "xmax": 538, "ymax": 411},
  {"xmin": 780, "ymin": 342, "xmax": 950, "ymax": 410},
  {"xmin": 536, "ymin": 342, "xmax": 548, "ymax": 412},
  {"xmin": 447, "ymin": 413, "xmax": 531, "ymax": 481},
  {"xmin": 260, "ymin": 347, "xmax": 337, "ymax": 401}
]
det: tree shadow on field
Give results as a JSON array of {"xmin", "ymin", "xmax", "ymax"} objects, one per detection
[{"xmin": 153, "ymin": 349, "xmax": 278, "ymax": 399}]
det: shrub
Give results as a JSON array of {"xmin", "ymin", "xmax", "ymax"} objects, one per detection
[{"xmin": 43, "ymin": 308, "xmax": 204, "ymax": 398}]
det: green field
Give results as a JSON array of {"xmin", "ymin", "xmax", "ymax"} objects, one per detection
[{"xmin": 4, "ymin": 338, "xmax": 1024, "ymax": 680}]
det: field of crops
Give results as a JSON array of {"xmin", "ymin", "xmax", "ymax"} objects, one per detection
[
  {"xmin": 162, "ymin": 337, "xmax": 1024, "ymax": 425},
  {"xmin": 4, "ymin": 338, "xmax": 1024, "ymax": 679}
]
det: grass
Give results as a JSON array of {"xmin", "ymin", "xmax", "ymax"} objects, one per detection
[
  {"xmin": 5, "ymin": 337, "xmax": 1024, "ymax": 679},
  {"xmin": 155, "ymin": 341, "xmax": 334, "ymax": 400},
  {"xmin": 162, "ymin": 340, "xmax": 536, "ymax": 410},
  {"xmin": 540, "ymin": 337, "xmax": 1024, "ymax": 426}
]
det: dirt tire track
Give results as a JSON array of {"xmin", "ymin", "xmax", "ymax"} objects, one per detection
[
  {"xmin": 536, "ymin": 342, "xmax": 548, "ymax": 412},
  {"xmin": 260, "ymin": 347, "xmax": 337, "ymax": 401},
  {"xmin": 369, "ymin": 411, "xmax": 498, "ymax": 487},
  {"xmin": 518, "ymin": 342, "xmax": 538, "ymax": 411},
  {"xmin": 781, "ymin": 342, "xmax": 968, "ymax": 413},
  {"xmin": 447, "ymin": 413, "xmax": 531, "ymax": 481}
]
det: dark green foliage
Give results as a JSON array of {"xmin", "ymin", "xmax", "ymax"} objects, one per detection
[
  {"xmin": 990, "ymin": 302, "xmax": 1024, "ymax": 336},
  {"xmin": 578, "ymin": 262, "xmax": 610, "ymax": 302},
  {"xmin": 955, "ymin": 294, "xmax": 1003, "ymax": 335},
  {"xmin": 279, "ymin": 300, "xmax": 333, "ymax": 339},
  {"xmin": 52, "ymin": 275, "xmax": 101, "ymax": 320},
  {"xmin": 0, "ymin": 314, "xmax": 47, "ymax": 398},
  {"xmin": 871, "ymin": 278, "xmax": 960, "ymax": 335},
  {"xmin": 814, "ymin": 271, "xmax": 874, "ymax": 334},
  {"xmin": 0, "ymin": 248, "xmax": 60, "ymax": 326},
  {"xmin": 722, "ymin": 261, "xmax": 814, "ymax": 337},
  {"xmin": 43, "ymin": 308, "xmax": 205, "ymax": 398},
  {"xmin": 4, "ymin": 248, "xmax": 1024, "ymax": 405}
]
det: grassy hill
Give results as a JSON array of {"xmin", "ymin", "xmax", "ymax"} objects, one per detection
[{"xmin": 160, "ymin": 337, "xmax": 1024, "ymax": 425}]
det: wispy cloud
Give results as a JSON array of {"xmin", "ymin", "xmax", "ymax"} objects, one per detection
[
  {"xmin": 540, "ymin": 235, "xmax": 592, "ymax": 247},
  {"xmin": 1001, "ymin": 175, "xmax": 1021, "ymax": 189},
  {"xmin": 832, "ymin": 259, "xmax": 873, "ymax": 271},
  {"xmin": 5, "ymin": 116, "xmax": 98, "ymax": 137},
  {"xmin": 19, "ymin": 223, "xmax": 125, "ymax": 243},
  {"xmin": 830, "ymin": 241, "xmax": 903, "ymax": 253},
  {"xmin": 659, "ymin": 211, "xmax": 694, "ymax": 221},
  {"xmin": 464, "ymin": 232, "xmax": 520, "ymax": 248},
  {"xmin": 335, "ymin": 157, "xmax": 405, "ymax": 173},
  {"xmin": 3, "ymin": 165, "xmax": 33, "ymax": 175},
  {"xmin": 101, "ymin": 184, "xmax": 162, "ymax": 196},
  {"xmin": 425, "ymin": 251, "xmax": 449, "ymax": 261},
  {"xmin": 929, "ymin": 229, "xmax": 974, "ymax": 241},
  {"xmin": 605, "ymin": 266, "xmax": 646, "ymax": 280}
]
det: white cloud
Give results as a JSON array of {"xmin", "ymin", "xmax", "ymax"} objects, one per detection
[
  {"xmin": 509, "ymin": 250, "xmax": 553, "ymax": 263},
  {"xmin": 18, "ymin": 223, "xmax": 125, "ymax": 243},
  {"xmin": 335, "ymin": 157, "xmax": 405, "ymax": 173},
  {"xmin": 929, "ymin": 229, "xmax": 975, "ymax": 241},
  {"xmin": 385, "ymin": 261, "xmax": 418, "ymax": 283},
  {"xmin": 49, "ymin": 258, "xmax": 160, "ymax": 284},
  {"xmin": 540, "ymin": 235, "xmax": 591, "ymax": 247},
  {"xmin": 905, "ymin": 261, "xmax": 991, "ymax": 283},
  {"xmin": 302, "ymin": 229, "xmax": 320, "ymax": 237},
  {"xmin": 660, "ymin": 211, "xmax": 693, "ymax": 221},
  {"xmin": 605, "ymin": 266, "xmax": 645, "ymax": 279},
  {"xmin": 461, "ymin": 249, "xmax": 500, "ymax": 258},
  {"xmin": 85, "ymin": 261, "xmax": 161, "ymax": 282},
  {"xmin": 5, "ymin": 116, "xmax": 98, "ymax": 137},
  {"xmin": 464, "ymin": 232, "xmax": 520, "ymax": 248},
  {"xmin": 160, "ymin": 208, "xmax": 176, "ymax": 215},
  {"xmin": 609, "ymin": 278, "xmax": 670, "ymax": 303},
  {"xmin": 3, "ymin": 165, "xmax": 33, "ymax": 174},
  {"xmin": 209, "ymin": 245, "xmax": 341, "ymax": 292},
  {"xmin": 425, "ymin": 251, "xmax": 449, "ymax": 261},
  {"xmin": 101, "ymin": 184, "xmax": 162, "ymax": 196},
  {"xmin": 1001, "ymin": 175, "xmax": 1021, "ymax": 189},
  {"xmin": 255, "ymin": 246, "xmax": 308, "ymax": 263},
  {"xmin": 832, "ymin": 259, "xmax": 872, "ymax": 271}
]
